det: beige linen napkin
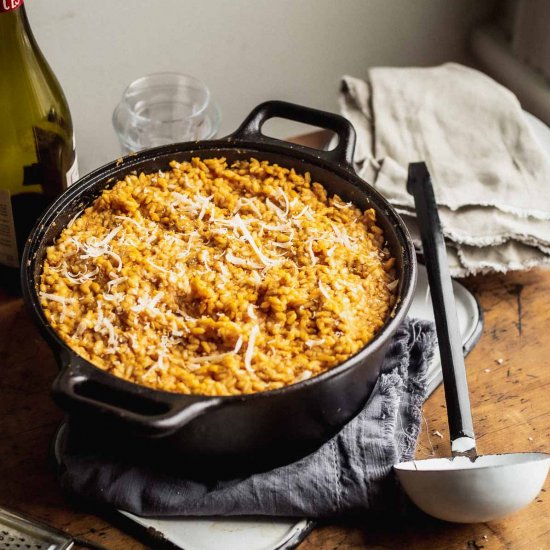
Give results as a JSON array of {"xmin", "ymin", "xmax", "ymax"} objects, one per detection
[{"xmin": 340, "ymin": 63, "xmax": 550, "ymax": 276}]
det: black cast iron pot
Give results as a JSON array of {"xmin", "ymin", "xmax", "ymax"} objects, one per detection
[{"xmin": 22, "ymin": 101, "xmax": 417, "ymax": 477}]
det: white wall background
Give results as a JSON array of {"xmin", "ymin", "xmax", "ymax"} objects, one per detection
[{"xmin": 26, "ymin": 0, "xmax": 496, "ymax": 175}]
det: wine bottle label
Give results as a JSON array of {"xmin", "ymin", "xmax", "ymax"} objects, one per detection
[
  {"xmin": 0, "ymin": 0, "xmax": 24, "ymax": 13},
  {"xmin": 0, "ymin": 189, "xmax": 19, "ymax": 268}
]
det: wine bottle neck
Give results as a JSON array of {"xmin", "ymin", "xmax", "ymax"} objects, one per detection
[
  {"xmin": 0, "ymin": 3, "xmax": 39, "ymax": 63},
  {"xmin": 0, "ymin": 2, "xmax": 32, "ymax": 36}
]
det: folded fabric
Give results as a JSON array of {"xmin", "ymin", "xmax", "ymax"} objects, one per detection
[
  {"xmin": 57, "ymin": 318, "xmax": 436, "ymax": 518},
  {"xmin": 340, "ymin": 63, "xmax": 550, "ymax": 276}
]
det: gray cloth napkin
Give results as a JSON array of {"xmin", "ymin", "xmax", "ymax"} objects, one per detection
[
  {"xmin": 340, "ymin": 63, "xmax": 550, "ymax": 276},
  {"xmin": 57, "ymin": 318, "xmax": 435, "ymax": 518}
]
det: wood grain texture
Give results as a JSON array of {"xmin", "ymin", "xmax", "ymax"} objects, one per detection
[{"xmin": 1, "ymin": 269, "xmax": 549, "ymax": 549}]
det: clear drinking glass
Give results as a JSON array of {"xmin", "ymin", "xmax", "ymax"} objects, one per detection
[{"xmin": 112, "ymin": 73, "xmax": 221, "ymax": 154}]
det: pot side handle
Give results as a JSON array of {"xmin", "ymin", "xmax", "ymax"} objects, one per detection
[
  {"xmin": 230, "ymin": 100, "xmax": 357, "ymax": 170},
  {"xmin": 51, "ymin": 365, "xmax": 223, "ymax": 437}
]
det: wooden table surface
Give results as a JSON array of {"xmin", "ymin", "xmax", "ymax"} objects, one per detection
[
  {"xmin": 1, "ymin": 134, "xmax": 549, "ymax": 549},
  {"xmin": 2, "ymin": 267, "xmax": 550, "ymax": 550}
]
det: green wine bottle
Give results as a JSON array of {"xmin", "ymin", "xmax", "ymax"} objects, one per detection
[{"xmin": 0, "ymin": 0, "xmax": 78, "ymax": 293}]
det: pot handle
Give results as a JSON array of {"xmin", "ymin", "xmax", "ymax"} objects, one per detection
[
  {"xmin": 51, "ymin": 364, "xmax": 223, "ymax": 437},
  {"xmin": 230, "ymin": 100, "xmax": 357, "ymax": 169}
]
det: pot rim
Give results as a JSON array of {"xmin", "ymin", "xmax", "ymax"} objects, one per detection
[{"xmin": 21, "ymin": 133, "xmax": 416, "ymax": 404}]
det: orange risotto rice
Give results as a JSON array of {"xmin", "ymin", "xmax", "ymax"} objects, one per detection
[{"xmin": 39, "ymin": 158, "xmax": 397, "ymax": 395}]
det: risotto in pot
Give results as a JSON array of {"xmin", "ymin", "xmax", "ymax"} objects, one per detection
[{"xmin": 39, "ymin": 158, "xmax": 398, "ymax": 396}]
